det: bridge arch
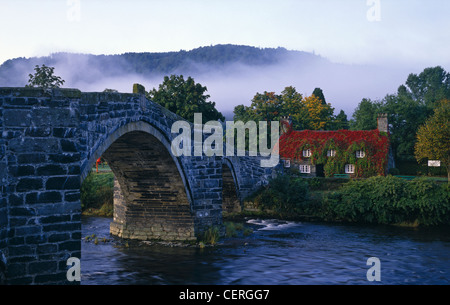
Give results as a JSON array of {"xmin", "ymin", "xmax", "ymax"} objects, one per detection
[{"xmin": 82, "ymin": 120, "xmax": 196, "ymax": 241}]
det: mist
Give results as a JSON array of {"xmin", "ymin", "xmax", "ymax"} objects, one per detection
[{"xmin": 0, "ymin": 48, "xmax": 426, "ymax": 120}]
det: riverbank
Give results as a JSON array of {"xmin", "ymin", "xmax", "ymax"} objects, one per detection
[{"xmin": 238, "ymin": 175, "xmax": 450, "ymax": 228}]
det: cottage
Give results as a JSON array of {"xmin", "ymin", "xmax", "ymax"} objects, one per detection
[{"xmin": 278, "ymin": 114, "xmax": 392, "ymax": 178}]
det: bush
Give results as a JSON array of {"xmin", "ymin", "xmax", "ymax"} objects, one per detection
[
  {"xmin": 253, "ymin": 175, "xmax": 309, "ymax": 214},
  {"xmin": 322, "ymin": 176, "xmax": 450, "ymax": 226}
]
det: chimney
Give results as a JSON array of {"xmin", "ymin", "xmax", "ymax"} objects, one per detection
[
  {"xmin": 377, "ymin": 113, "xmax": 388, "ymax": 133},
  {"xmin": 280, "ymin": 116, "xmax": 292, "ymax": 135}
]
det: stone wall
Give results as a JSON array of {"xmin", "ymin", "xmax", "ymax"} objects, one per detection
[
  {"xmin": 0, "ymin": 91, "xmax": 8, "ymax": 283},
  {"xmin": 0, "ymin": 88, "xmax": 82, "ymax": 284}
]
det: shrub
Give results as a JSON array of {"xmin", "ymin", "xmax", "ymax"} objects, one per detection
[
  {"xmin": 253, "ymin": 175, "xmax": 309, "ymax": 214},
  {"xmin": 323, "ymin": 176, "xmax": 450, "ymax": 226}
]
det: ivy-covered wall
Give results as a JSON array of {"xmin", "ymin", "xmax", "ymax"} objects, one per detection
[{"xmin": 279, "ymin": 129, "xmax": 390, "ymax": 178}]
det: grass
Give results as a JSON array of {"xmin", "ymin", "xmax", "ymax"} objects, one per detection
[
  {"xmin": 201, "ymin": 226, "xmax": 220, "ymax": 245},
  {"xmin": 81, "ymin": 171, "xmax": 114, "ymax": 217}
]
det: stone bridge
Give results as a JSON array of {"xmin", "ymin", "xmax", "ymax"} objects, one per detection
[{"xmin": 0, "ymin": 86, "xmax": 276, "ymax": 284}]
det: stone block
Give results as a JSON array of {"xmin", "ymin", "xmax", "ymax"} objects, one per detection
[{"xmin": 16, "ymin": 178, "xmax": 43, "ymax": 192}]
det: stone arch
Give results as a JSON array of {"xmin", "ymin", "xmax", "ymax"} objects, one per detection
[
  {"xmin": 221, "ymin": 158, "xmax": 242, "ymax": 214},
  {"xmin": 83, "ymin": 120, "xmax": 196, "ymax": 241},
  {"xmin": 81, "ymin": 120, "xmax": 193, "ymax": 206}
]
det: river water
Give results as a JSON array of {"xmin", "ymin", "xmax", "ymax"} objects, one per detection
[{"xmin": 81, "ymin": 216, "xmax": 450, "ymax": 285}]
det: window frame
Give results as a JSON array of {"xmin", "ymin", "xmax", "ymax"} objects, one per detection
[
  {"xmin": 327, "ymin": 149, "xmax": 336, "ymax": 157},
  {"xmin": 356, "ymin": 150, "xmax": 365, "ymax": 158},
  {"xmin": 303, "ymin": 149, "xmax": 312, "ymax": 158},
  {"xmin": 345, "ymin": 164, "xmax": 355, "ymax": 174},
  {"xmin": 299, "ymin": 164, "xmax": 311, "ymax": 174}
]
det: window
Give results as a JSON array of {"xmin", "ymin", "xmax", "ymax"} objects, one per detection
[
  {"xmin": 303, "ymin": 149, "xmax": 312, "ymax": 157},
  {"xmin": 299, "ymin": 165, "xmax": 311, "ymax": 174},
  {"xmin": 284, "ymin": 159, "xmax": 291, "ymax": 168},
  {"xmin": 345, "ymin": 164, "xmax": 355, "ymax": 174},
  {"xmin": 327, "ymin": 150, "xmax": 336, "ymax": 157},
  {"xmin": 356, "ymin": 150, "xmax": 365, "ymax": 158}
]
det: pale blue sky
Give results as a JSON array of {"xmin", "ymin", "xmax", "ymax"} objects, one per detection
[{"xmin": 1, "ymin": 0, "xmax": 449, "ymax": 68}]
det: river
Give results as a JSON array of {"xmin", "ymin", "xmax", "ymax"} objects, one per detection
[{"xmin": 81, "ymin": 216, "xmax": 450, "ymax": 285}]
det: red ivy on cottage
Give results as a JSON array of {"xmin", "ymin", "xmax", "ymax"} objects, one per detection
[{"xmin": 279, "ymin": 129, "xmax": 390, "ymax": 178}]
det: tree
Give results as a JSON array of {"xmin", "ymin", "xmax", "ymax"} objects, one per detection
[
  {"xmin": 147, "ymin": 75, "xmax": 224, "ymax": 123},
  {"xmin": 401, "ymin": 66, "xmax": 450, "ymax": 108},
  {"xmin": 312, "ymin": 87, "xmax": 326, "ymax": 105},
  {"xmin": 350, "ymin": 98, "xmax": 381, "ymax": 130},
  {"xmin": 414, "ymin": 100, "xmax": 450, "ymax": 181},
  {"xmin": 26, "ymin": 64, "xmax": 65, "ymax": 89},
  {"xmin": 302, "ymin": 94, "xmax": 334, "ymax": 130},
  {"xmin": 382, "ymin": 93, "xmax": 430, "ymax": 160},
  {"xmin": 280, "ymin": 86, "xmax": 305, "ymax": 130},
  {"xmin": 333, "ymin": 110, "xmax": 349, "ymax": 130},
  {"xmin": 233, "ymin": 86, "xmax": 335, "ymax": 131}
]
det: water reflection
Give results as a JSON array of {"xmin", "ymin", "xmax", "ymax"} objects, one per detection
[{"xmin": 81, "ymin": 216, "xmax": 450, "ymax": 285}]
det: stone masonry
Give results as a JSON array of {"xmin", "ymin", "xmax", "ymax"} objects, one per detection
[{"xmin": 0, "ymin": 86, "xmax": 274, "ymax": 284}]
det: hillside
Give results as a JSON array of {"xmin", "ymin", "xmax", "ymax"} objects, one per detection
[
  {"xmin": 0, "ymin": 44, "xmax": 405, "ymax": 120},
  {"xmin": 0, "ymin": 44, "xmax": 325, "ymax": 87}
]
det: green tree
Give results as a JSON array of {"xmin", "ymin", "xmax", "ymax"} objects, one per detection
[
  {"xmin": 312, "ymin": 87, "xmax": 326, "ymax": 105},
  {"xmin": 382, "ymin": 93, "xmax": 430, "ymax": 160},
  {"xmin": 333, "ymin": 109, "xmax": 349, "ymax": 130},
  {"xmin": 415, "ymin": 100, "xmax": 450, "ymax": 181},
  {"xmin": 350, "ymin": 98, "xmax": 381, "ymax": 130},
  {"xmin": 26, "ymin": 64, "xmax": 65, "ymax": 89},
  {"xmin": 401, "ymin": 66, "xmax": 450, "ymax": 108},
  {"xmin": 147, "ymin": 75, "xmax": 224, "ymax": 123}
]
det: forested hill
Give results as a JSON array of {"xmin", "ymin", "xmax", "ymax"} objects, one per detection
[{"xmin": 0, "ymin": 44, "xmax": 325, "ymax": 86}]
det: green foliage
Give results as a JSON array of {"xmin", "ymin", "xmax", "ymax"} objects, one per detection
[
  {"xmin": 253, "ymin": 175, "xmax": 309, "ymax": 214},
  {"xmin": 400, "ymin": 66, "xmax": 450, "ymax": 108},
  {"xmin": 350, "ymin": 98, "xmax": 382, "ymax": 130},
  {"xmin": 224, "ymin": 221, "xmax": 245, "ymax": 237},
  {"xmin": 233, "ymin": 86, "xmax": 339, "ymax": 132},
  {"xmin": 147, "ymin": 74, "xmax": 224, "ymax": 123},
  {"xmin": 322, "ymin": 176, "xmax": 450, "ymax": 226},
  {"xmin": 202, "ymin": 226, "xmax": 220, "ymax": 245},
  {"xmin": 81, "ymin": 171, "xmax": 114, "ymax": 216},
  {"xmin": 351, "ymin": 66, "xmax": 450, "ymax": 165},
  {"xmin": 414, "ymin": 100, "xmax": 450, "ymax": 180},
  {"xmin": 333, "ymin": 110, "xmax": 349, "ymax": 130},
  {"xmin": 26, "ymin": 64, "xmax": 65, "ymax": 89},
  {"xmin": 312, "ymin": 87, "xmax": 326, "ymax": 104}
]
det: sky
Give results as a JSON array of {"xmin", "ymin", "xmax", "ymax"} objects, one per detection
[{"xmin": 1, "ymin": 0, "xmax": 449, "ymax": 116}]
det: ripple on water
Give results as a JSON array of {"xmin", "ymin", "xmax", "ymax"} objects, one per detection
[{"xmin": 81, "ymin": 216, "xmax": 450, "ymax": 285}]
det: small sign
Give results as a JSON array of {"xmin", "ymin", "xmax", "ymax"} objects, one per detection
[{"xmin": 428, "ymin": 160, "xmax": 441, "ymax": 167}]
